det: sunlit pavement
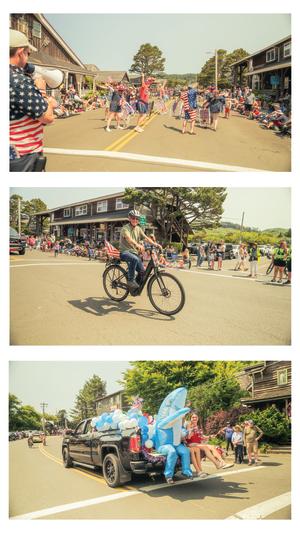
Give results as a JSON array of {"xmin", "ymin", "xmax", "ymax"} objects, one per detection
[
  {"xmin": 10, "ymin": 250, "xmax": 290, "ymax": 345},
  {"xmin": 9, "ymin": 436, "xmax": 291, "ymax": 519},
  {"xmin": 43, "ymin": 107, "xmax": 291, "ymax": 172}
]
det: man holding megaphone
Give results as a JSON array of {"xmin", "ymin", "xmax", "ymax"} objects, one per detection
[{"xmin": 9, "ymin": 29, "xmax": 61, "ymax": 171}]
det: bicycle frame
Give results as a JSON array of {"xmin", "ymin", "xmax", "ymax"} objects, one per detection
[{"xmin": 107, "ymin": 248, "xmax": 164, "ymax": 295}]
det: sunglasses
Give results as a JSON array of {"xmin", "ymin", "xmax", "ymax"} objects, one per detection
[{"xmin": 130, "ymin": 217, "xmax": 139, "ymax": 220}]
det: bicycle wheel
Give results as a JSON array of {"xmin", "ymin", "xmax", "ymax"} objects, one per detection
[
  {"xmin": 103, "ymin": 264, "xmax": 129, "ymax": 301},
  {"xmin": 266, "ymin": 262, "xmax": 274, "ymax": 275},
  {"xmin": 147, "ymin": 272, "xmax": 185, "ymax": 316}
]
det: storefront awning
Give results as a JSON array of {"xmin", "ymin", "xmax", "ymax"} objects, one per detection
[
  {"xmin": 246, "ymin": 63, "xmax": 291, "ymax": 76},
  {"xmin": 49, "ymin": 217, "xmax": 127, "ymax": 226}
]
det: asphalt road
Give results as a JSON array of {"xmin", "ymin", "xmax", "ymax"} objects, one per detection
[
  {"xmin": 9, "ymin": 436, "xmax": 291, "ymax": 520},
  {"xmin": 10, "ymin": 251, "xmax": 291, "ymax": 345},
  {"xmin": 43, "ymin": 105, "xmax": 291, "ymax": 172}
]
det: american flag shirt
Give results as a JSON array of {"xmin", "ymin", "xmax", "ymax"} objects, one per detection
[{"xmin": 10, "ymin": 65, "xmax": 48, "ymax": 156}]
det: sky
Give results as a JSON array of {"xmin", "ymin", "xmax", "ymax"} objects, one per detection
[
  {"xmin": 9, "ymin": 361, "xmax": 131, "ymax": 415},
  {"xmin": 44, "ymin": 14, "xmax": 291, "ymax": 74},
  {"xmin": 11, "ymin": 187, "xmax": 291, "ymax": 230}
]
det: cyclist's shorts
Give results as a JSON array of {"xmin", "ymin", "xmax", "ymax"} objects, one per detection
[{"xmin": 274, "ymin": 259, "xmax": 286, "ymax": 267}]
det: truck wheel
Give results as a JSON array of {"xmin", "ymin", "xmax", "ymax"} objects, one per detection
[
  {"xmin": 103, "ymin": 454, "xmax": 122, "ymax": 488},
  {"xmin": 62, "ymin": 447, "xmax": 73, "ymax": 468}
]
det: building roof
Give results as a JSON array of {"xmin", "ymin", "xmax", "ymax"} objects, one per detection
[
  {"xmin": 35, "ymin": 14, "xmax": 86, "ymax": 69},
  {"xmin": 49, "ymin": 214, "xmax": 129, "ymax": 226},
  {"xmin": 29, "ymin": 50, "xmax": 96, "ymax": 76},
  {"xmin": 231, "ymin": 35, "xmax": 291, "ymax": 66},
  {"xmin": 85, "ymin": 64, "xmax": 101, "ymax": 72},
  {"xmin": 95, "ymin": 71, "xmax": 129, "ymax": 83},
  {"xmin": 96, "ymin": 389, "xmax": 124, "ymax": 402},
  {"xmin": 245, "ymin": 62, "xmax": 291, "ymax": 76}
]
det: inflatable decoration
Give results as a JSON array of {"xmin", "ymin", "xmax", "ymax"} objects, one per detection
[{"xmin": 154, "ymin": 387, "xmax": 193, "ymax": 480}]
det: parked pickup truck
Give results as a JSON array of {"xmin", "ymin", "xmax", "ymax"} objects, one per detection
[{"xmin": 62, "ymin": 418, "xmax": 168, "ymax": 488}]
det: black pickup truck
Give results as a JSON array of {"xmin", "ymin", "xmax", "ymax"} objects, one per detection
[{"xmin": 62, "ymin": 418, "xmax": 167, "ymax": 488}]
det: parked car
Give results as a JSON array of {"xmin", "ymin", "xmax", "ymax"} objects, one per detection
[
  {"xmin": 31, "ymin": 431, "xmax": 43, "ymax": 443},
  {"xmin": 9, "ymin": 432, "xmax": 17, "ymax": 441},
  {"xmin": 62, "ymin": 418, "xmax": 172, "ymax": 488},
  {"xmin": 9, "ymin": 227, "xmax": 26, "ymax": 255}
]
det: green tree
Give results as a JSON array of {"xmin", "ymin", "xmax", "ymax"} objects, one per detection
[
  {"xmin": 130, "ymin": 43, "xmax": 166, "ymax": 76},
  {"xmin": 22, "ymin": 198, "xmax": 47, "ymax": 232},
  {"xmin": 121, "ymin": 361, "xmax": 249, "ymax": 414},
  {"xmin": 9, "ymin": 394, "xmax": 42, "ymax": 431},
  {"xmin": 198, "ymin": 48, "xmax": 248, "ymax": 88},
  {"xmin": 189, "ymin": 377, "xmax": 246, "ymax": 427},
  {"xmin": 56, "ymin": 409, "xmax": 68, "ymax": 428},
  {"xmin": 71, "ymin": 375, "xmax": 106, "ymax": 422},
  {"xmin": 123, "ymin": 187, "xmax": 227, "ymax": 245},
  {"xmin": 9, "ymin": 194, "xmax": 47, "ymax": 233}
]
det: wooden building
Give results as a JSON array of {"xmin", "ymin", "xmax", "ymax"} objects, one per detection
[
  {"xmin": 231, "ymin": 36, "xmax": 291, "ymax": 97},
  {"xmin": 10, "ymin": 14, "xmax": 97, "ymax": 95},
  {"xmin": 237, "ymin": 361, "xmax": 291, "ymax": 417},
  {"xmin": 34, "ymin": 190, "xmax": 193, "ymax": 244},
  {"xmin": 95, "ymin": 390, "xmax": 130, "ymax": 414}
]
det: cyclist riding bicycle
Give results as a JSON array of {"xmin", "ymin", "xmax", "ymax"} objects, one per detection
[{"xmin": 119, "ymin": 210, "xmax": 162, "ymax": 290}]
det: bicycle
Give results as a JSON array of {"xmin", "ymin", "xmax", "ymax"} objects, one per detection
[
  {"xmin": 102, "ymin": 246, "xmax": 185, "ymax": 316},
  {"xmin": 266, "ymin": 260, "xmax": 288, "ymax": 277}
]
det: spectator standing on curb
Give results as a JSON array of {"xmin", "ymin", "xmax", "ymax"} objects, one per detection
[
  {"xmin": 271, "ymin": 240, "xmax": 288, "ymax": 284},
  {"xmin": 243, "ymin": 420, "xmax": 263, "ymax": 465},
  {"xmin": 9, "ymin": 29, "xmax": 57, "ymax": 171},
  {"xmin": 247, "ymin": 242, "xmax": 260, "ymax": 278},
  {"xmin": 218, "ymin": 422, "xmax": 234, "ymax": 455},
  {"xmin": 232, "ymin": 425, "xmax": 244, "ymax": 464}
]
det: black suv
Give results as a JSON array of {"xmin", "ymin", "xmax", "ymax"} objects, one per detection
[{"xmin": 10, "ymin": 227, "xmax": 26, "ymax": 255}]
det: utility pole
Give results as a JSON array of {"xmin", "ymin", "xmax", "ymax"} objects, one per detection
[
  {"xmin": 18, "ymin": 197, "xmax": 21, "ymax": 235},
  {"xmin": 215, "ymin": 49, "xmax": 218, "ymax": 89},
  {"xmin": 40, "ymin": 402, "xmax": 48, "ymax": 432},
  {"xmin": 240, "ymin": 211, "xmax": 245, "ymax": 243}
]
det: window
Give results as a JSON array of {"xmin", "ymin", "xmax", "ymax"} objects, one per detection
[
  {"xmin": 17, "ymin": 18, "xmax": 28, "ymax": 35},
  {"xmin": 283, "ymin": 42, "xmax": 291, "ymax": 58},
  {"xmin": 277, "ymin": 369, "xmax": 288, "ymax": 386},
  {"xmin": 116, "ymin": 198, "xmax": 129, "ymax": 210},
  {"xmin": 97, "ymin": 200, "xmax": 108, "ymax": 213},
  {"xmin": 32, "ymin": 20, "xmax": 42, "ymax": 39},
  {"xmin": 75, "ymin": 421, "xmax": 86, "ymax": 435},
  {"xmin": 266, "ymin": 48, "xmax": 276, "ymax": 63},
  {"xmin": 75, "ymin": 205, "xmax": 87, "ymax": 216},
  {"xmin": 63, "ymin": 208, "xmax": 71, "ymax": 218}
]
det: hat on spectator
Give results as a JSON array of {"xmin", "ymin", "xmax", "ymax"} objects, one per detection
[{"xmin": 10, "ymin": 29, "xmax": 37, "ymax": 52}]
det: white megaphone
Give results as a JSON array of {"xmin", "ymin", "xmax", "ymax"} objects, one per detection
[{"xmin": 33, "ymin": 65, "xmax": 64, "ymax": 89}]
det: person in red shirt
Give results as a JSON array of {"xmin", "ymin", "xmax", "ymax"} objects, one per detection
[
  {"xmin": 186, "ymin": 412, "xmax": 233, "ymax": 473},
  {"xmin": 135, "ymin": 73, "xmax": 155, "ymax": 133}
]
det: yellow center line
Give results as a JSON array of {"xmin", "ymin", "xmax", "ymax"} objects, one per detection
[
  {"xmin": 38, "ymin": 445, "xmax": 133, "ymax": 491},
  {"xmin": 104, "ymin": 100, "xmax": 171, "ymax": 153},
  {"xmin": 113, "ymin": 112, "xmax": 159, "ymax": 153}
]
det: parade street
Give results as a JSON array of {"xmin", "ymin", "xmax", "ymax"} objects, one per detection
[
  {"xmin": 10, "ymin": 251, "xmax": 291, "ymax": 345},
  {"xmin": 9, "ymin": 436, "xmax": 291, "ymax": 520},
  {"xmin": 43, "ymin": 106, "xmax": 291, "ymax": 172}
]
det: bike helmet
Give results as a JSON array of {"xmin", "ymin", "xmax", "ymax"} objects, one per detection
[{"xmin": 128, "ymin": 209, "xmax": 141, "ymax": 218}]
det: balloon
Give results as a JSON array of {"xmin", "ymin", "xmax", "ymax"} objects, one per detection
[
  {"xmin": 138, "ymin": 416, "xmax": 148, "ymax": 428},
  {"xmin": 145, "ymin": 439, "xmax": 153, "ymax": 449},
  {"xmin": 91, "ymin": 417, "xmax": 98, "ymax": 428}
]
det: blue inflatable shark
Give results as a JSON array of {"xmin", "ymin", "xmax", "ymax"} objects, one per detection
[{"xmin": 154, "ymin": 387, "xmax": 193, "ymax": 482}]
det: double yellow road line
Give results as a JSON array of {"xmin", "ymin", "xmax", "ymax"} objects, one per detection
[{"xmin": 104, "ymin": 102, "xmax": 170, "ymax": 153}]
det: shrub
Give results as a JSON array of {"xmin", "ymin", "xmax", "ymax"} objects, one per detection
[
  {"xmin": 239, "ymin": 405, "xmax": 291, "ymax": 444},
  {"xmin": 205, "ymin": 406, "xmax": 251, "ymax": 435}
]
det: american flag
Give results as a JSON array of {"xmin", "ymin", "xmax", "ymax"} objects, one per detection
[{"xmin": 104, "ymin": 240, "xmax": 120, "ymax": 259}]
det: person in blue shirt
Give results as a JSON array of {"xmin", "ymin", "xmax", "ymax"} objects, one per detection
[{"xmin": 205, "ymin": 89, "xmax": 223, "ymax": 131}]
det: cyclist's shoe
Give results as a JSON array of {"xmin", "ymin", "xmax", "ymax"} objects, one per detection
[{"xmin": 127, "ymin": 280, "xmax": 139, "ymax": 290}]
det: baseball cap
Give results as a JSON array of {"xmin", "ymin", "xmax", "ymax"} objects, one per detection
[{"xmin": 9, "ymin": 29, "xmax": 37, "ymax": 52}]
